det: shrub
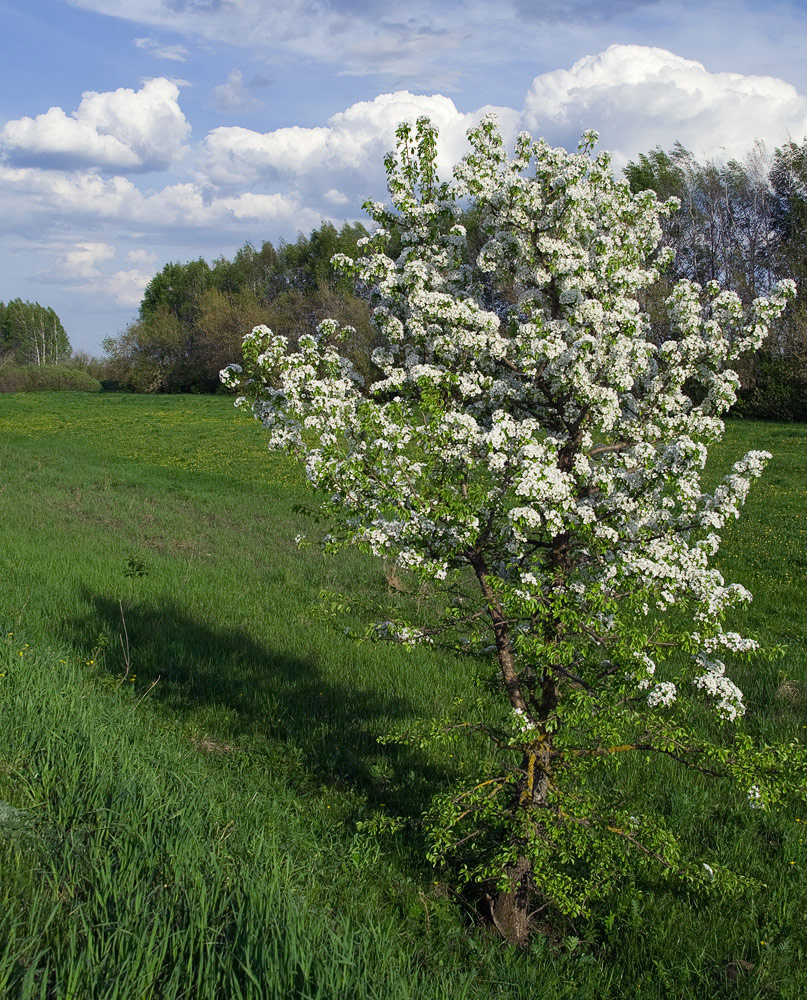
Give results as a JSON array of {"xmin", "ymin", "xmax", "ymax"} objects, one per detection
[{"xmin": 0, "ymin": 363, "xmax": 102, "ymax": 393}]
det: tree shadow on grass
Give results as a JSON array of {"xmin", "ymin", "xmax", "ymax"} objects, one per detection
[{"xmin": 68, "ymin": 591, "xmax": 451, "ymax": 834}]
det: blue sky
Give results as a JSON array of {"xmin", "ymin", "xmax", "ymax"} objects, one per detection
[{"xmin": 2, "ymin": 0, "xmax": 807, "ymax": 355}]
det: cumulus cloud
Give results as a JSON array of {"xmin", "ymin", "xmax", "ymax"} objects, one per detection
[
  {"xmin": 199, "ymin": 90, "xmax": 521, "ymax": 213},
  {"xmin": 5, "ymin": 43, "xmax": 807, "ymax": 342},
  {"xmin": 0, "ymin": 78, "xmax": 191, "ymax": 171},
  {"xmin": 133, "ymin": 37, "xmax": 190, "ymax": 61},
  {"xmin": 196, "ymin": 50, "xmax": 807, "ymax": 220},
  {"xmin": 323, "ymin": 188, "xmax": 350, "ymax": 205},
  {"xmin": 1, "ymin": 108, "xmax": 142, "ymax": 170},
  {"xmin": 213, "ymin": 70, "xmax": 264, "ymax": 114},
  {"xmin": 59, "ymin": 242, "xmax": 116, "ymax": 279},
  {"xmin": 4, "ymin": 46, "xmax": 807, "ymax": 245},
  {"xmin": 36, "ymin": 241, "xmax": 151, "ymax": 306},
  {"xmin": 523, "ymin": 45, "xmax": 807, "ymax": 166},
  {"xmin": 102, "ymin": 267, "xmax": 156, "ymax": 307},
  {"xmin": 93, "ymin": 250, "xmax": 162, "ymax": 307},
  {"xmin": 0, "ymin": 161, "xmax": 321, "ymax": 240}
]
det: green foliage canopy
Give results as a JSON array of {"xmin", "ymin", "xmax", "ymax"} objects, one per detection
[
  {"xmin": 0, "ymin": 298, "xmax": 71, "ymax": 366},
  {"xmin": 105, "ymin": 221, "xmax": 376, "ymax": 393}
]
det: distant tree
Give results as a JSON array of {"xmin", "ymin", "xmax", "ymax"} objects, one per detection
[
  {"xmin": 139, "ymin": 259, "xmax": 213, "ymax": 327},
  {"xmin": 103, "ymin": 316, "xmax": 176, "ymax": 393},
  {"xmin": 624, "ymin": 143, "xmax": 777, "ymax": 299},
  {"xmin": 625, "ymin": 141, "xmax": 807, "ymax": 417},
  {"xmin": 770, "ymin": 138, "xmax": 807, "ymax": 272},
  {"xmin": 106, "ymin": 222, "xmax": 375, "ymax": 392},
  {"xmin": 0, "ymin": 299, "xmax": 71, "ymax": 366},
  {"xmin": 753, "ymin": 137, "xmax": 807, "ymax": 418},
  {"xmin": 196, "ymin": 288, "xmax": 269, "ymax": 389},
  {"xmin": 265, "ymin": 222, "xmax": 371, "ymax": 297},
  {"xmin": 211, "ymin": 242, "xmax": 279, "ymax": 299}
]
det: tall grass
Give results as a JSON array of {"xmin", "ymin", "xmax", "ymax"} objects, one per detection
[
  {"xmin": 0, "ymin": 636, "xmax": 483, "ymax": 1000},
  {"xmin": 0, "ymin": 392, "xmax": 805, "ymax": 998}
]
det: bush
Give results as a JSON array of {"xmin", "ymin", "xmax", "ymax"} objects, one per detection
[
  {"xmin": 733, "ymin": 352, "xmax": 807, "ymax": 421},
  {"xmin": 0, "ymin": 363, "xmax": 102, "ymax": 393}
]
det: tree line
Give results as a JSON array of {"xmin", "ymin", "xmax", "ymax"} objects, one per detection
[
  {"xmin": 0, "ymin": 299, "xmax": 71, "ymax": 366},
  {"xmin": 104, "ymin": 136, "xmax": 807, "ymax": 417},
  {"xmin": 624, "ymin": 137, "xmax": 807, "ymax": 419},
  {"xmin": 0, "ymin": 299, "xmax": 101, "ymax": 392},
  {"xmin": 102, "ymin": 222, "xmax": 378, "ymax": 393}
]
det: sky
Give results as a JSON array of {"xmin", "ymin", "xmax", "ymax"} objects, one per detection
[{"xmin": 1, "ymin": 0, "xmax": 807, "ymax": 355}]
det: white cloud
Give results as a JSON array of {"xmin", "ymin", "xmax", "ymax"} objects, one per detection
[
  {"xmin": 102, "ymin": 267, "xmax": 155, "ymax": 307},
  {"xmin": 3, "ymin": 47, "xmax": 806, "ymax": 246},
  {"xmin": 59, "ymin": 242, "xmax": 116, "ymax": 279},
  {"xmin": 6, "ymin": 43, "xmax": 807, "ymax": 347},
  {"xmin": 0, "ymin": 162, "xmax": 321, "ymax": 239},
  {"xmin": 38, "ymin": 242, "xmax": 158, "ymax": 307},
  {"xmin": 65, "ymin": 0, "xmax": 498, "ymax": 88},
  {"xmin": 133, "ymin": 37, "xmax": 190, "ymax": 62},
  {"xmin": 7, "ymin": 46, "xmax": 798, "ymax": 254},
  {"xmin": 35, "ymin": 241, "xmax": 149, "ymax": 307},
  {"xmin": 1, "ymin": 108, "xmax": 141, "ymax": 170},
  {"xmin": 199, "ymin": 90, "xmax": 521, "ymax": 212},
  {"xmin": 0, "ymin": 78, "xmax": 191, "ymax": 171},
  {"xmin": 125, "ymin": 248, "xmax": 158, "ymax": 266},
  {"xmin": 213, "ymin": 70, "xmax": 264, "ymax": 114},
  {"xmin": 197, "ymin": 50, "xmax": 807, "ymax": 221},
  {"xmin": 523, "ymin": 44, "xmax": 807, "ymax": 166}
]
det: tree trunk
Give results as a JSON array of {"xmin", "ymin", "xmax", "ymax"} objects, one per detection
[
  {"xmin": 469, "ymin": 554, "xmax": 527, "ymax": 714},
  {"xmin": 485, "ymin": 857, "xmax": 533, "ymax": 947},
  {"xmin": 468, "ymin": 542, "xmax": 568, "ymax": 945},
  {"xmin": 469, "ymin": 554, "xmax": 541, "ymax": 943}
]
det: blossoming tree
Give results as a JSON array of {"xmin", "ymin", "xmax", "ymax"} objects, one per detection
[{"xmin": 223, "ymin": 117, "xmax": 805, "ymax": 943}]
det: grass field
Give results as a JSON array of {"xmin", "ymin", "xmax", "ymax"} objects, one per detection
[{"xmin": 0, "ymin": 391, "xmax": 805, "ymax": 999}]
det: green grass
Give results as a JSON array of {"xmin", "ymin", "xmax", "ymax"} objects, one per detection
[{"xmin": 0, "ymin": 392, "xmax": 805, "ymax": 999}]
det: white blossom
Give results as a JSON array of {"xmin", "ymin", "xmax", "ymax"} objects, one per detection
[
  {"xmin": 223, "ymin": 115, "xmax": 795, "ymax": 823},
  {"xmin": 647, "ymin": 681, "xmax": 677, "ymax": 708},
  {"xmin": 747, "ymin": 785, "xmax": 765, "ymax": 809}
]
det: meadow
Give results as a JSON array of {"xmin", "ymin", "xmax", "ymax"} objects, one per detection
[{"xmin": 0, "ymin": 391, "xmax": 805, "ymax": 999}]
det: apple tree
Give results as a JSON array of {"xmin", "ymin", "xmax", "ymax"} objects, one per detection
[{"xmin": 222, "ymin": 117, "xmax": 804, "ymax": 943}]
